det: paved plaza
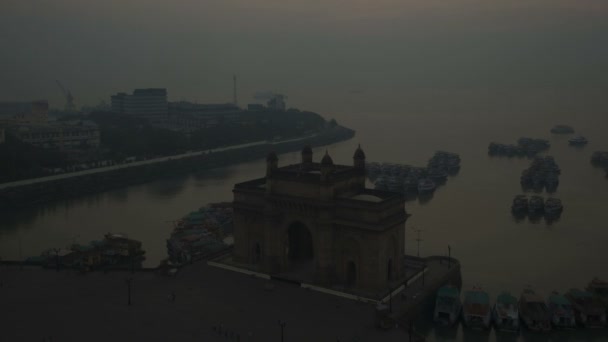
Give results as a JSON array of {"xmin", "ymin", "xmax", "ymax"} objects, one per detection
[{"xmin": 1, "ymin": 262, "xmax": 412, "ymax": 342}]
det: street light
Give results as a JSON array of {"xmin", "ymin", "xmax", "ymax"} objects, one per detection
[
  {"xmin": 125, "ymin": 277, "xmax": 133, "ymax": 306},
  {"xmin": 278, "ymin": 320, "xmax": 286, "ymax": 342},
  {"xmin": 52, "ymin": 248, "xmax": 61, "ymax": 271},
  {"xmin": 448, "ymin": 245, "xmax": 452, "ymax": 269},
  {"xmin": 411, "ymin": 227, "xmax": 423, "ymax": 258}
]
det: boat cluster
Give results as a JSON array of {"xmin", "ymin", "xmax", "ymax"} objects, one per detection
[
  {"xmin": 591, "ymin": 151, "xmax": 608, "ymax": 177},
  {"xmin": 166, "ymin": 203, "xmax": 233, "ymax": 264},
  {"xmin": 520, "ymin": 156, "xmax": 561, "ymax": 192},
  {"xmin": 366, "ymin": 151, "xmax": 460, "ymax": 196},
  {"xmin": 511, "ymin": 195, "xmax": 563, "ymax": 220},
  {"xmin": 550, "ymin": 124, "xmax": 589, "ymax": 145},
  {"xmin": 488, "ymin": 138, "xmax": 550, "ymax": 158},
  {"xmin": 434, "ymin": 279, "xmax": 608, "ymax": 333}
]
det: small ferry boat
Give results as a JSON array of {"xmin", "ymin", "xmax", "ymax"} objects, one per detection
[
  {"xmin": 528, "ymin": 196, "xmax": 545, "ymax": 215},
  {"xmin": 462, "ymin": 287, "xmax": 491, "ymax": 330},
  {"xmin": 545, "ymin": 173, "xmax": 559, "ymax": 191},
  {"xmin": 403, "ymin": 176, "xmax": 418, "ymax": 193},
  {"xmin": 544, "ymin": 198, "xmax": 563, "ymax": 217},
  {"xmin": 511, "ymin": 195, "xmax": 528, "ymax": 216},
  {"xmin": 565, "ymin": 289, "xmax": 607, "ymax": 328},
  {"xmin": 387, "ymin": 176, "xmax": 403, "ymax": 193},
  {"xmin": 587, "ymin": 278, "xmax": 608, "ymax": 307},
  {"xmin": 427, "ymin": 167, "xmax": 448, "ymax": 182},
  {"xmin": 568, "ymin": 135, "xmax": 588, "ymax": 146},
  {"xmin": 547, "ymin": 291, "xmax": 576, "ymax": 329},
  {"xmin": 374, "ymin": 177, "xmax": 388, "ymax": 191},
  {"xmin": 434, "ymin": 286, "xmax": 462, "ymax": 326},
  {"xmin": 492, "ymin": 292, "xmax": 519, "ymax": 332},
  {"xmin": 519, "ymin": 289, "xmax": 551, "ymax": 332},
  {"xmin": 417, "ymin": 178, "xmax": 436, "ymax": 194}
]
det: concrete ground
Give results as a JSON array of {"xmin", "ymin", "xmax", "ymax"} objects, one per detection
[{"xmin": 0, "ymin": 262, "xmax": 411, "ymax": 342}]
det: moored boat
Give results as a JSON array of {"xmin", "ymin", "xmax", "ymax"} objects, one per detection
[
  {"xmin": 547, "ymin": 291, "xmax": 576, "ymax": 329},
  {"xmin": 374, "ymin": 177, "xmax": 388, "ymax": 191},
  {"xmin": 462, "ymin": 287, "xmax": 491, "ymax": 330},
  {"xmin": 427, "ymin": 167, "xmax": 448, "ymax": 183},
  {"xmin": 519, "ymin": 289, "xmax": 551, "ymax": 332},
  {"xmin": 434, "ymin": 286, "xmax": 462, "ymax": 326},
  {"xmin": 587, "ymin": 278, "xmax": 608, "ymax": 307},
  {"xmin": 417, "ymin": 178, "xmax": 436, "ymax": 194},
  {"xmin": 492, "ymin": 292, "xmax": 519, "ymax": 332},
  {"xmin": 544, "ymin": 198, "xmax": 563, "ymax": 218},
  {"xmin": 568, "ymin": 135, "xmax": 588, "ymax": 146},
  {"xmin": 511, "ymin": 195, "xmax": 528, "ymax": 216},
  {"xmin": 528, "ymin": 196, "xmax": 544, "ymax": 216},
  {"xmin": 565, "ymin": 289, "xmax": 607, "ymax": 328}
]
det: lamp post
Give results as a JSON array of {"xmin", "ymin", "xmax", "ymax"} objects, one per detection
[
  {"xmin": 278, "ymin": 320, "xmax": 286, "ymax": 342},
  {"xmin": 448, "ymin": 245, "xmax": 451, "ymax": 269},
  {"xmin": 52, "ymin": 248, "xmax": 61, "ymax": 271},
  {"xmin": 125, "ymin": 277, "xmax": 133, "ymax": 306},
  {"xmin": 412, "ymin": 228, "xmax": 423, "ymax": 257}
]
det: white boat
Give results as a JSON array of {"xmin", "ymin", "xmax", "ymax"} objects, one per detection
[
  {"xmin": 492, "ymin": 292, "xmax": 519, "ymax": 332},
  {"xmin": 417, "ymin": 178, "xmax": 436, "ymax": 194},
  {"xmin": 544, "ymin": 198, "xmax": 563, "ymax": 217},
  {"xmin": 568, "ymin": 135, "xmax": 588, "ymax": 146},
  {"xmin": 434, "ymin": 286, "xmax": 461, "ymax": 326},
  {"xmin": 462, "ymin": 287, "xmax": 491, "ymax": 330},
  {"xmin": 519, "ymin": 289, "xmax": 551, "ymax": 332}
]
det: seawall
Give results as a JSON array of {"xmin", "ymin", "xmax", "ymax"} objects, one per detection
[{"xmin": 0, "ymin": 126, "xmax": 355, "ymax": 211}]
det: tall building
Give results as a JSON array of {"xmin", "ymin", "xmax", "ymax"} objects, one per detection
[
  {"xmin": 0, "ymin": 127, "xmax": 5, "ymax": 144},
  {"xmin": 111, "ymin": 88, "xmax": 168, "ymax": 124}
]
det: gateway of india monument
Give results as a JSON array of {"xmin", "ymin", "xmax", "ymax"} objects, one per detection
[{"xmin": 230, "ymin": 145, "xmax": 410, "ymax": 296}]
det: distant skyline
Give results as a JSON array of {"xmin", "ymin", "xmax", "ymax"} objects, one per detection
[{"xmin": 1, "ymin": 0, "xmax": 607, "ymax": 108}]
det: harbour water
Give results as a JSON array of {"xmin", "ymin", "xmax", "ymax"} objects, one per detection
[{"xmin": 3, "ymin": 0, "xmax": 608, "ymax": 339}]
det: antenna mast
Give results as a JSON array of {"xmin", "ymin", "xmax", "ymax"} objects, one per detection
[{"xmin": 233, "ymin": 74, "xmax": 238, "ymax": 107}]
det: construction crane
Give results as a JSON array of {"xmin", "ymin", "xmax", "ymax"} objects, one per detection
[{"xmin": 55, "ymin": 80, "xmax": 76, "ymax": 112}]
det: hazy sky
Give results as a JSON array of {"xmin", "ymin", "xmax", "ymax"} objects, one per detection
[{"xmin": 1, "ymin": 0, "xmax": 607, "ymax": 108}]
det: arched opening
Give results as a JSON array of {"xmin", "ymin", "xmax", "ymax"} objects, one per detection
[
  {"xmin": 253, "ymin": 242, "xmax": 261, "ymax": 263},
  {"xmin": 346, "ymin": 261, "xmax": 357, "ymax": 287},
  {"xmin": 287, "ymin": 222, "xmax": 313, "ymax": 261},
  {"xmin": 387, "ymin": 258, "xmax": 393, "ymax": 281}
]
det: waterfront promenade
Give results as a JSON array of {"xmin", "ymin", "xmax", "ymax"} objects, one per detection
[{"xmin": 0, "ymin": 134, "xmax": 317, "ymax": 190}]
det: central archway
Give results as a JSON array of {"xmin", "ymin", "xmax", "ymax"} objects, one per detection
[{"xmin": 287, "ymin": 221, "xmax": 313, "ymax": 261}]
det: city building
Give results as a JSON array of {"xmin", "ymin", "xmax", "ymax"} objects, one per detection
[
  {"xmin": 111, "ymin": 88, "xmax": 168, "ymax": 124},
  {"xmin": 267, "ymin": 94, "xmax": 286, "ymax": 111},
  {"xmin": 0, "ymin": 100, "xmax": 49, "ymax": 124},
  {"xmin": 0, "ymin": 127, "xmax": 5, "ymax": 144},
  {"xmin": 164, "ymin": 101, "xmax": 242, "ymax": 132},
  {"xmin": 9, "ymin": 120, "xmax": 100, "ymax": 149},
  {"xmin": 232, "ymin": 146, "xmax": 408, "ymax": 294},
  {"xmin": 247, "ymin": 104, "xmax": 265, "ymax": 111}
]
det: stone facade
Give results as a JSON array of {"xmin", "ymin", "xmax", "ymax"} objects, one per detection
[{"xmin": 232, "ymin": 146, "xmax": 409, "ymax": 293}]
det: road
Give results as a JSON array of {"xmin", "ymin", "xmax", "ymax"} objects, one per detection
[{"xmin": 0, "ymin": 133, "xmax": 317, "ymax": 190}]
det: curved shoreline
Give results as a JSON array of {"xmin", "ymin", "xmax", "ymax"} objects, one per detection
[{"xmin": 0, "ymin": 126, "xmax": 355, "ymax": 212}]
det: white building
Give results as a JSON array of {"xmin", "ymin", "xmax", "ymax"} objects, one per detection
[{"xmin": 9, "ymin": 120, "xmax": 100, "ymax": 149}]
